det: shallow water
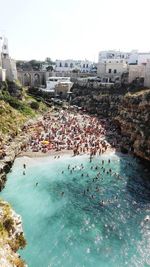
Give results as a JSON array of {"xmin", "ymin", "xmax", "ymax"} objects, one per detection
[{"xmin": 1, "ymin": 153, "xmax": 150, "ymax": 267}]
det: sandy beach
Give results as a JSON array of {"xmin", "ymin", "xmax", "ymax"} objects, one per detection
[{"xmin": 15, "ymin": 108, "xmax": 121, "ymax": 161}]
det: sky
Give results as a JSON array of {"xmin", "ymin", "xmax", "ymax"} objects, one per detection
[{"xmin": 0, "ymin": 0, "xmax": 150, "ymax": 62}]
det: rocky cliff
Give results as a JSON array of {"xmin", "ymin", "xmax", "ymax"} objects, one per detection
[
  {"xmin": 71, "ymin": 85, "xmax": 150, "ymax": 161},
  {"xmin": 115, "ymin": 90, "xmax": 150, "ymax": 161},
  {"xmin": 0, "ymin": 200, "xmax": 26, "ymax": 267}
]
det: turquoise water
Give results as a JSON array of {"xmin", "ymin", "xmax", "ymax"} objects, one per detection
[{"xmin": 1, "ymin": 153, "xmax": 150, "ymax": 267}]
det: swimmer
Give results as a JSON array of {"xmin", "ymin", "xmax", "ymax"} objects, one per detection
[
  {"xmin": 36, "ymin": 182, "xmax": 38, "ymax": 186},
  {"xmin": 23, "ymin": 164, "xmax": 26, "ymax": 169},
  {"xmin": 23, "ymin": 171, "xmax": 25, "ymax": 175},
  {"xmin": 61, "ymin": 171, "xmax": 64, "ymax": 174},
  {"xmin": 100, "ymin": 200, "xmax": 104, "ymax": 206},
  {"xmin": 108, "ymin": 159, "xmax": 110, "ymax": 163},
  {"xmin": 81, "ymin": 173, "xmax": 84, "ymax": 177},
  {"xmin": 68, "ymin": 164, "xmax": 70, "ymax": 170},
  {"xmin": 61, "ymin": 192, "xmax": 64, "ymax": 196}
]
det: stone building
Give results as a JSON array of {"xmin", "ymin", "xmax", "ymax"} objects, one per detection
[
  {"xmin": 0, "ymin": 36, "xmax": 17, "ymax": 82},
  {"xmin": 144, "ymin": 60, "xmax": 150, "ymax": 88},
  {"xmin": 97, "ymin": 59, "xmax": 128, "ymax": 82},
  {"xmin": 128, "ymin": 64, "xmax": 145, "ymax": 84},
  {"xmin": 98, "ymin": 50, "xmax": 150, "ymax": 84}
]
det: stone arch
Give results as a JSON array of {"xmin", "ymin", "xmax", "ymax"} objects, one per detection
[
  {"xmin": 33, "ymin": 73, "xmax": 40, "ymax": 86},
  {"xmin": 24, "ymin": 73, "xmax": 31, "ymax": 86}
]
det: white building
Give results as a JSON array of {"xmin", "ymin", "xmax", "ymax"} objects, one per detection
[
  {"xmin": 98, "ymin": 50, "xmax": 150, "ymax": 65},
  {"xmin": 55, "ymin": 59, "xmax": 93, "ymax": 73},
  {"xmin": 98, "ymin": 50, "xmax": 130, "ymax": 63},
  {"xmin": 0, "ymin": 36, "xmax": 17, "ymax": 82}
]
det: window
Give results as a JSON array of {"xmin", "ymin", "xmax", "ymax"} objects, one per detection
[
  {"xmin": 3, "ymin": 45, "xmax": 7, "ymax": 49},
  {"xmin": 83, "ymin": 64, "xmax": 85, "ymax": 68},
  {"xmin": 59, "ymin": 62, "xmax": 62, "ymax": 67},
  {"xmin": 86, "ymin": 64, "xmax": 88, "ymax": 68},
  {"xmin": 70, "ymin": 63, "xmax": 73, "ymax": 68},
  {"xmin": 108, "ymin": 69, "xmax": 111, "ymax": 73},
  {"xmin": 65, "ymin": 63, "xmax": 68, "ymax": 67},
  {"xmin": 114, "ymin": 69, "xmax": 117, "ymax": 73}
]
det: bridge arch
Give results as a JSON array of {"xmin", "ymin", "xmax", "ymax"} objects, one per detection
[
  {"xmin": 33, "ymin": 73, "xmax": 40, "ymax": 86},
  {"xmin": 24, "ymin": 73, "xmax": 31, "ymax": 86}
]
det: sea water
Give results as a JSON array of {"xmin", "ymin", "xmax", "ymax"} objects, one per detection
[{"xmin": 1, "ymin": 153, "xmax": 150, "ymax": 267}]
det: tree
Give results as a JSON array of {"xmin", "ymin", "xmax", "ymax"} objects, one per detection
[
  {"xmin": 45, "ymin": 57, "xmax": 55, "ymax": 65},
  {"xmin": 30, "ymin": 101, "xmax": 39, "ymax": 110},
  {"xmin": 46, "ymin": 65, "xmax": 53, "ymax": 71}
]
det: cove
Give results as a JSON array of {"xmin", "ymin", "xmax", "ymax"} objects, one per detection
[{"xmin": 0, "ymin": 153, "xmax": 150, "ymax": 267}]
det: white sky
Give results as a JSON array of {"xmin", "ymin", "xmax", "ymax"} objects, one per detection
[{"xmin": 0, "ymin": 0, "xmax": 150, "ymax": 62}]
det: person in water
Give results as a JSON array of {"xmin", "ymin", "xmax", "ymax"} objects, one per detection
[
  {"xmin": 23, "ymin": 164, "xmax": 26, "ymax": 169},
  {"xmin": 36, "ymin": 182, "xmax": 38, "ymax": 186}
]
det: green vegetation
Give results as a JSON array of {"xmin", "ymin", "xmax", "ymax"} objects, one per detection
[
  {"xmin": 16, "ymin": 57, "xmax": 55, "ymax": 71},
  {"xmin": 3, "ymin": 218, "xmax": 14, "ymax": 232},
  {"xmin": 0, "ymin": 81, "xmax": 48, "ymax": 135},
  {"xmin": 0, "ymin": 200, "xmax": 27, "ymax": 266},
  {"xmin": 30, "ymin": 101, "xmax": 39, "ymax": 110}
]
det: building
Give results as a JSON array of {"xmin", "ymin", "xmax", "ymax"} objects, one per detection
[
  {"xmin": 55, "ymin": 59, "xmax": 94, "ymax": 73},
  {"xmin": 0, "ymin": 36, "xmax": 17, "ymax": 82},
  {"xmin": 128, "ymin": 64, "xmax": 145, "ymax": 84},
  {"xmin": 98, "ymin": 50, "xmax": 150, "ymax": 65},
  {"xmin": 98, "ymin": 49, "xmax": 150, "ymax": 84},
  {"xmin": 98, "ymin": 50, "xmax": 130, "ymax": 63},
  {"xmin": 144, "ymin": 60, "xmax": 150, "ymax": 88},
  {"xmin": 97, "ymin": 59, "xmax": 128, "ymax": 82}
]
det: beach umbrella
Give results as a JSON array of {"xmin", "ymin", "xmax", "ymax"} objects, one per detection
[{"xmin": 41, "ymin": 140, "xmax": 49, "ymax": 145}]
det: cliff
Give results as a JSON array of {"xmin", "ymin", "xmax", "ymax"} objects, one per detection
[
  {"xmin": 115, "ymin": 90, "xmax": 150, "ymax": 161},
  {"xmin": 0, "ymin": 200, "xmax": 26, "ymax": 267},
  {"xmin": 71, "ymin": 85, "xmax": 150, "ymax": 161}
]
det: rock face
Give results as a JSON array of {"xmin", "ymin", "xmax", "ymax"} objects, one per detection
[
  {"xmin": 0, "ymin": 134, "xmax": 30, "ymax": 191},
  {"xmin": 116, "ymin": 91, "xmax": 150, "ymax": 161},
  {"xmin": 0, "ymin": 200, "xmax": 27, "ymax": 267},
  {"xmin": 71, "ymin": 85, "xmax": 150, "ymax": 161}
]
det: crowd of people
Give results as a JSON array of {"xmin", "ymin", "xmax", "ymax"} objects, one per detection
[{"xmin": 22, "ymin": 109, "xmax": 118, "ymax": 156}]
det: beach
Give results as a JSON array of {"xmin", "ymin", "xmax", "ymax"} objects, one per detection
[{"xmin": 18, "ymin": 107, "xmax": 121, "ymax": 160}]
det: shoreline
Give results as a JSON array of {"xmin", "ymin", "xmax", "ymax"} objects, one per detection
[{"xmin": 17, "ymin": 147, "xmax": 116, "ymax": 159}]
